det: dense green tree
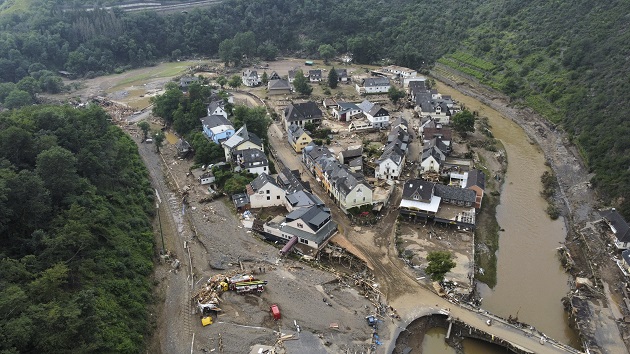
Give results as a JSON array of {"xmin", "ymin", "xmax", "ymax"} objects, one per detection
[
  {"xmin": 4, "ymin": 90, "xmax": 33, "ymax": 109},
  {"xmin": 35, "ymin": 146, "xmax": 81, "ymax": 205},
  {"xmin": 328, "ymin": 68, "xmax": 338, "ymax": 89},
  {"xmin": 318, "ymin": 44, "xmax": 335, "ymax": 64},
  {"xmin": 151, "ymin": 82, "xmax": 183, "ymax": 124},
  {"xmin": 232, "ymin": 105, "xmax": 271, "ymax": 140},
  {"xmin": 153, "ymin": 130, "xmax": 165, "ymax": 152},
  {"xmin": 452, "ymin": 110, "xmax": 476, "ymax": 137},
  {"xmin": 261, "ymin": 71, "xmax": 269, "ymax": 85},
  {"xmin": 425, "ymin": 251, "xmax": 456, "ymax": 282},
  {"xmin": 216, "ymin": 76, "xmax": 227, "ymax": 88},
  {"xmin": 292, "ymin": 70, "xmax": 312, "ymax": 96},
  {"xmin": 388, "ymin": 86, "xmax": 405, "ymax": 104},
  {"xmin": 189, "ymin": 132, "xmax": 224, "ymax": 166},
  {"xmin": 228, "ymin": 74, "xmax": 242, "ymax": 89}
]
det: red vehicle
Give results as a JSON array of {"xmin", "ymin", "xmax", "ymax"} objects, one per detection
[{"xmin": 270, "ymin": 304, "xmax": 281, "ymax": 320}]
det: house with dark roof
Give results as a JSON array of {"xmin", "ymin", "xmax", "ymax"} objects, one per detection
[
  {"xmin": 268, "ymin": 71, "xmax": 281, "ymax": 81},
  {"xmin": 236, "ymin": 148, "xmax": 269, "ymax": 175},
  {"xmin": 356, "ymin": 77, "xmax": 391, "ymax": 94},
  {"xmin": 247, "ymin": 173, "xmax": 285, "ymax": 208},
  {"xmin": 600, "ymin": 209, "xmax": 630, "ymax": 249},
  {"xmin": 222, "ymin": 124, "xmax": 263, "ymax": 162},
  {"xmin": 284, "ymin": 101, "xmax": 323, "ymax": 131},
  {"xmin": 179, "ymin": 76, "xmax": 199, "ymax": 91},
  {"xmin": 308, "ymin": 69, "xmax": 322, "ymax": 82},
  {"xmin": 465, "ymin": 169, "xmax": 486, "ymax": 209},
  {"xmin": 357, "ymin": 100, "xmax": 390, "ymax": 128},
  {"xmin": 175, "ymin": 138, "xmax": 192, "ymax": 158},
  {"xmin": 288, "ymin": 69, "xmax": 299, "ymax": 83},
  {"xmin": 336, "ymin": 68, "xmax": 350, "ymax": 83},
  {"xmin": 232, "ymin": 193, "xmax": 250, "ymax": 211},
  {"xmin": 242, "ymin": 69, "xmax": 260, "ymax": 87},
  {"xmin": 259, "ymin": 205, "xmax": 338, "ymax": 255},
  {"xmin": 276, "ymin": 167, "xmax": 310, "ymax": 193},
  {"xmin": 338, "ymin": 146, "xmax": 363, "ymax": 172},
  {"xmin": 375, "ymin": 141, "xmax": 405, "ymax": 180},
  {"xmin": 391, "ymin": 116, "xmax": 409, "ymax": 132},
  {"xmin": 421, "ymin": 146, "xmax": 446, "ymax": 173},
  {"xmin": 284, "ymin": 190, "xmax": 324, "ymax": 212},
  {"xmin": 207, "ymin": 101, "xmax": 227, "ymax": 119},
  {"xmin": 399, "ymin": 179, "xmax": 476, "ymax": 229},
  {"xmin": 332, "ymin": 102, "xmax": 361, "ymax": 122},
  {"xmin": 287, "ymin": 124, "xmax": 313, "ymax": 153},
  {"xmin": 423, "ymin": 125, "xmax": 452, "ymax": 143},
  {"xmin": 267, "ymin": 79, "xmax": 291, "ymax": 96},
  {"xmin": 200, "ymin": 115, "xmax": 235, "ymax": 144}
]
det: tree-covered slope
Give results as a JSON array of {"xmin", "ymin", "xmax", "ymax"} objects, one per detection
[
  {"xmin": 0, "ymin": 105, "xmax": 155, "ymax": 353},
  {"xmin": 0, "ymin": 0, "xmax": 628, "ymax": 217}
]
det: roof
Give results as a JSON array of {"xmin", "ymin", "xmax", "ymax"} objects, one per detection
[
  {"xmin": 268, "ymin": 79, "xmax": 291, "ymax": 90},
  {"xmin": 434, "ymin": 184, "xmax": 477, "ymax": 204},
  {"xmin": 250, "ymin": 172, "xmax": 280, "ymax": 191},
  {"xmin": 357, "ymin": 100, "xmax": 375, "ymax": 113},
  {"xmin": 285, "ymin": 190, "xmax": 324, "ymax": 209},
  {"xmin": 336, "ymin": 68, "xmax": 348, "ymax": 78},
  {"xmin": 340, "ymin": 147, "xmax": 363, "ymax": 160},
  {"xmin": 286, "ymin": 205, "xmax": 333, "ymax": 232},
  {"xmin": 288, "ymin": 124, "xmax": 309, "ymax": 143},
  {"xmin": 391, "ymin": 116, "xmax": 408, "ymax": 129},
  {"xmin": 207, "ymin": 101, "xmax": 224, "ymax": 114},
  {"xmin": 623, "ymin": 250, "xmax": 630, "ymax": 266},
  {"xmin": 179, "ymin": 76, "xmax": 199, "ymax": 86},
  {"xmin": 422, "ymin": 146, "xmax": 446, "ymax": 164},
  {"xmin": 377, "ymin": 141, "xmax": 404, "ymax": 165},
  {"xmin": 277, "ymin": 167, "xmax": 309, "ymax": 193},
  {"xmin": 243, "ymin": 69, "xmax": 258, "ymax": 78},
  {"xmin": 400, "ymin": 195, "xmax": 441, "ymax": 213},
  {"xmin": 424, "ymin": 126, "xmax": 452, "ymax": 141},
  {"xmin": 223, "ymin": 124, "xmax": 262, "ymax": 149},
  {"xmin": 423, "ymin": 137, "xmax": 449, "ymax": 155},
  {"xmin": 367, "ymin": 104, "xmax": 388, "ymax": 117},
  {"xmin": 402, "ymin": 179, "xmax": 435, "ymax": 202},
  {"xmin": 285, "ymin": 102, "xmax": 323, "ymax": 122},
  {"xmin": 175, "ymin": 138, "xmax": 191, "ymax": 152},
  {"xmin": 599, "ymin": 209, "xmax": 630, "ymax": 243},
  {"xmin": 409, "ymin": 80, "xmax": 427, "ymax": 92},
  {"xmin": 309, "ymin": 69, "xmax": 322, "ymax": 78},
  {"xmin": 362, "ymin": 77, "xmax": 390, "ymax": 87},
  {"xmin": 466, "ymin": 169, "xmax": 486, "ymax": 190},
  {"xmin": 338, "ymin": 102, "xmax": 360, "ymax": 112},
  {"xmin": 232, "ymin": 193, "xmax": 250, "ymax": 208},
  {"xmin": 200, "ymin": 114, "xmax": 232, "ymax": 130},
  {"xmin": 239, "ymin": 148, "xmax": 268, "ymax": 167}
]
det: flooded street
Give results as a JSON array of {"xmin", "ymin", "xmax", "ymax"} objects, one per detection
[{"xmin": 435, "ymin": 82, "xmax": 580, "ymax": 348}]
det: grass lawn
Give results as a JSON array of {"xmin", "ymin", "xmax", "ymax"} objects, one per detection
[
  {"xmin": 0, "ymin": 0, "xmax": 32, "ymax": 14},
  {"xmin": 109, "ymin": 61, "xmax": 204, "ymax": 90}
]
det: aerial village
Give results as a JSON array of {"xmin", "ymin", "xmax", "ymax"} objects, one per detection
[{"xmin": 146, "ymin": 59, "xmax": 630, "ymax": 352}]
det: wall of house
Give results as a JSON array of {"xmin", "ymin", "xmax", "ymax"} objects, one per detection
[
  {"xmin": 268, "ymin": 88, "xmax": 291, "ymax": 96},
  {"xmin": 250, "ymin": 184, "xmax": 285, "ymax": 208},
  {"xmin": 364, "ymin": 85, "xmax": 390, "ymax": 93},
  {"xmin": 340, "ymin": 185, "xmax": 373, "ymax": 211},
  {"xmin": 246, "ymin": 165, "xmax": 268, "ymax": 175},
  {"xmin": 205, "ymin": 129, "xmax": 234, "ymax": 144},
  {"xmin": 421, "ymin": 157, "xmax": 439, "ymax": 172},
  {"xmin": 285, "ymin": 218, "xmax": 317, "ymax": 235},
  {"xmin": 376, "ymin": 158, "xmax": 403, "ymax": 180},
  {"xmin": 292, "ymin": 134, "xmax": 312, "ymax": 153}
]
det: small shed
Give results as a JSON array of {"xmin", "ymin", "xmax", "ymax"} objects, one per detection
[{"xmin": 305, "ymin": 61, "xmax": 314, "ymax": 66}]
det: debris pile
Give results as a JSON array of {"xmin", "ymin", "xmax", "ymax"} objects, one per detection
[{"xmin": 192, "ymin": 272, "xmax": 269, "ymax": 314}]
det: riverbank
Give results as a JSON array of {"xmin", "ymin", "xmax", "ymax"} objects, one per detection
[{"xmin": 431, "ymin": 68, "xmax": 629, "ymax": 352}]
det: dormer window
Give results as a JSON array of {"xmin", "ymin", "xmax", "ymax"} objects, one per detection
[{"xmin": 297, "ymin": 223, "xmax": 304, "ymax": 228}]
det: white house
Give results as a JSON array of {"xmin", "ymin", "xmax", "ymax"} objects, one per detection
[
  {"xmin": 356, "ymin": 77, "xmax": 390, "ymax": 94},
  {"xmin": 242, "ymin": 69, "xmax": 260, "ymax": 87},
  {"xmin": 420, "ymin": 146, "xmax": 446, "ymax": 173},
  {"xmin": 332, "ymin": 102, "xmax": 361, "ymax": 122},
  {"xmin": 600, "ymin": 209, "xmax": 630, "ymax": 249},
  {"xmin": 247, "ymin": 173, "xmax": 286, "ymax": 209},
  {"xmin": 207, "ymin": 101, "xmax": 227, "ymax": 119},
  {"xmin": 375, "ymin": 143, "xmax": 405, "ymax": 180},
  {"xmin": 308, "ymin": 69, "xmax": 322, "ymax": 82},
  {"xmin": 357, "ymin": 100, "xmax": 390, "ymax": 128},
  {"xmin": 237, "ymin": 148, "xmax": 269, "ymax": 175}
]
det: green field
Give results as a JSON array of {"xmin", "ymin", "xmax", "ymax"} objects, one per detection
[
  {"xmin": 0, "ymin": 0, "xmax": 32, "ymax": 14},
  {"xmin": 109, "ymin": 61, "xmax": 203, "ymax": 90}
]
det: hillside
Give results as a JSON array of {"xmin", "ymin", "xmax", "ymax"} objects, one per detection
[{"xmin": 0, "ymin": 0, "xmax": 627, "ymax": 217}]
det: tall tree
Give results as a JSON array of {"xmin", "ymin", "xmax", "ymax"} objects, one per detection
[
  {"xmin": 138, "ymin": 121, "xmax": 150, "ymax": 141},
  {"xmin": 228, "ymin": 74, "xmax": 242, "ymax": 89},
  {"xmin": 153, "ymin": 131, "xmax": 165, "ymax": 152},
  {"xmin": 328, "ymin": 67, "xmax": 338, "ymax": 89},
  {"xmin": 293, "ymin": 70, "xmax": 312, "ymax": 96},
  {"xmin": 388, "ymin": 86, "xmax": 405, "ymax": 104}
]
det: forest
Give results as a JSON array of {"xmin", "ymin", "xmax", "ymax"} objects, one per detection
[
  {"xmin": 0, "ymin": 0, "xmax": 626, "ymax": 216},
  {"xmin": 0, "ymin": 105, "xmax": 155, "ymax": 353}
]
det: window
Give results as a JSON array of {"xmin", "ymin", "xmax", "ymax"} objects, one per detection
[
  {"xmin": 266, "ymin": 190, "xmax": 270, "ymax": 194},
  {"xmin": 277, "ymin": 196, "xmax": 281, "ymax": 199},
  {"xmin": 299, "ymin": 238, "xmax": 308, "ymax": 244},
  {"xmin": 297, "ymin": 223, "xmax": 303, "ymax": 228},
  {"xmin": 266, "ymin": 196, "xmax": 270, "ymax": 200}
]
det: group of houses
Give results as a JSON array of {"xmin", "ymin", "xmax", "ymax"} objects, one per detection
[
  {"xmin": 198, "ymin": 99, "xmax": 270, "ymax": 177},
  {"xmin": 231, "ymin": 169, "xmax": 338, "ymax": 256},
  {"xmin": 240, "ymin": 66, "xmax": 353, "ymax": 97},
  {"xmin": 322, "ymin": 98, "xmax": 391, "ymax": 131}
]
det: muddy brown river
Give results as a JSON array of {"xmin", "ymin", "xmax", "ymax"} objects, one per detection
[{"xmin": 427, "ymin": 82, "xmax": 581, "ymax": 351}]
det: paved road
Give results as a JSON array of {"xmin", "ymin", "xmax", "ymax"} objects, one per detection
[{"xmin": 266, "ymin": 120, "xmax": 582, "ymax": 354}]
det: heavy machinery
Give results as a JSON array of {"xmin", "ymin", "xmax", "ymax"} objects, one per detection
[{"xmin": 234, "ymin": 280, "xmax": 268, "ymax": 294}]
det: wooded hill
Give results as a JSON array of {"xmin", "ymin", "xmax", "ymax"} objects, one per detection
[{"xmin": 0, "ymin": 105, "xmax": 155, "ymax": 353}]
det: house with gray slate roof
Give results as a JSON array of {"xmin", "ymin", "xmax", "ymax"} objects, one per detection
[
  {"xmin": 600, "ymin": 209, "xmax": 630, "ymax": 249},
  {"xmin": 237, "ymin": 148, "xmax": 269, "ymax": 175},
  {"xmin": 357, "ymin": 100, "xmax": 390, "ymax": 128},
  {"xmin": 400, "ymin": 179, "xmax": 476, "ymax": 229},
  {"xmin": 285, "ymin": 190, "xmax": 324, "ymax": 212},
  {"xmin": 356, "ymin": 77, "xmax": 390, "ymax": 94},
  {"xmin": 421, "ymin": 146, "xmax": 446, "ymax": 173},
  {"xmin": 375, "ymin": 141, "xmax": 406, "ymax": 180},
  {"xmin": 247, "ymin": 173, "xmax": 285, "ymax": 208},
  {"xmin": 284, "ymin": 101, "xmax": 323, "ymax": 131},
  {"xmin": 260, "ymin": 204, "xmax": 338, "ymax": 255},
  {"xmin": 223, "ymin": 124, "xmax": 264, "ymax": 162}
]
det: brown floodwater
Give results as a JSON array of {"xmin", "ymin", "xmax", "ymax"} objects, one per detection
[
  {"xmin": 434, "ymin": 82, "xmax": 581, "ymax": 348},
  {"xmin": 421, "ymin": 327, "xmax": 513, "ymax": 354}
]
